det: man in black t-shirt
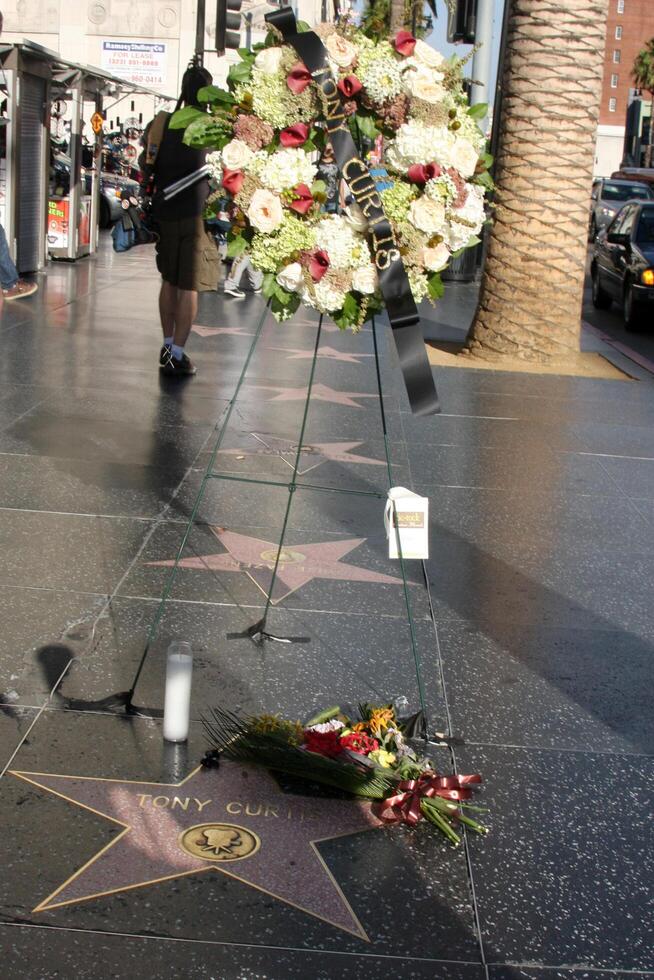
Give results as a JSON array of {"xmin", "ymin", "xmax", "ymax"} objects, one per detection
[{"xmin": 145, "ymin": 65, "xmax": 220, "ymax": 377}]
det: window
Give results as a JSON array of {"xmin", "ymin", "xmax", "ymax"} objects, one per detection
[
  {"xmin": 636, "ymin": 210, "xmax": 654, "ymax": 246},
  {"xmin": 613, "ymin": 49, "xmax": 621, "ymax": 63},
  {"xmin": 620, "ymin": 207, "xmax": 637, "ymax": 239},
  {"xmin": 611, "ymin": 74, "xmax": 619, "ymax": 88},
  {"xmin": 617, "ymin": 0, "xmax": 624, "ymax": 13},
  {"xmin": 609, "ymin": 97, "xmax": 617, "ymax": 112},
  {"xmin": 615, "ymin": 26, "xmax": 623, "ymax": 39}
]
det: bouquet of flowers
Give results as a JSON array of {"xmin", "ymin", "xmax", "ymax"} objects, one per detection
[
  {"xmin": 203, "ymin": 703, "xmax": 487, "ymax": 845},
  {"xmin": 170, "ymin": 19, "xmax": 492, "ymax": 330}
]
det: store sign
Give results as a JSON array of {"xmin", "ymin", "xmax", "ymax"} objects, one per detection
[{"xmin": 101, "ymin": 42, "xmax": 166, "ymax": 87}]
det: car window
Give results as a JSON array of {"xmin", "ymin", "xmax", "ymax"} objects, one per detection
[
  {"xmin": 601, "ymin": 182, "xmax": 652, "ymax": 202},
  {"xmin": 608, "ymin": 207, "xmax": 629, "ymax": 234},
  {"xmin": 635, "ymin": 210, "xmax": 654, "ymax": 245},
  {"xmin": 619, "ymin": 206, "xmax": 638, "ymax": 238}
]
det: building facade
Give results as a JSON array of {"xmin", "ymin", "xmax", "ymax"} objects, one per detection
[{"xmin": 595, "ymin": 0, "xmax": 654, "ymax": 176}]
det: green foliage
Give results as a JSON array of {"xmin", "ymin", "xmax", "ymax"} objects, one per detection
[
  {"xmin": 168, "ymin": 106, "xmax": 207, "ymax": 129},
  {"xmin": 228, "ymin": 59, "xmax": 253, "ymax": 86},
  {"xmin": 427, "ymin": 272, "xmax": 444, "ymax": 300},
  {"xmin": 197, "ymin": 85, "xmax": 235, "ymax": 106},
  {"xmin": 467, "ymin": 102, "xmax": 488, "ymax": 120},
  {"xmin": 632, "ymin": 38, "xmax": 654, "ymax": 95},
  {"xmin": 182, "ymin": 116, "xmax": 231, "ymax": 149},
  {"xmin": 355, "ymin": 113, "xmax": 381, "ymax": 141},
  {"xmin": 226, "ymin": 233, "xmax": 248, "ymax": 259},
  {"xmin": 333, "ymin": 293, "xmax": 361, "ymax": 330}
]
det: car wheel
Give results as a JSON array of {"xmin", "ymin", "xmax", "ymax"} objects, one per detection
[
  {"xmin": 623, "ymin": 282, "xmax": 644, "ymax": 331},
  {"xmin": 591, "ymin": 264, "xmax": 612, "ymax": 310},
  {"xmin": 99, "ymin": 198, "xmax": 111, "ymax": 229},
  {"xmin": 588, "ymin": 216, "xmax": 597, "ymax": 242}
]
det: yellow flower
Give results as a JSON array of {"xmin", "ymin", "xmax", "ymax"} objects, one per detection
[
  {"xmin": 369, "ymin": 749, "xmax": 397, "ymax": 769},
  {"xmin": 368, "ymin": 707, "xmax": 397, "ymax": 736}
]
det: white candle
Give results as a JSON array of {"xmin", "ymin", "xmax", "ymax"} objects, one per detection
[{"xmin": 163, "ymin": 642, "xmax": 193, "ymax": 742}]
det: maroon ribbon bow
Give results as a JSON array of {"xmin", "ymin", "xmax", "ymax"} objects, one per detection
[
  {"xmin": 280, "ymin": 123, "xmax": 310, "ymax": 148},
  {"xmin": 377, "ymin": 772, "xmax": 482, "ymax": 826},
  {"xmin": 287, "ymin": 63, "xmax": 312, "ymax": 94}
]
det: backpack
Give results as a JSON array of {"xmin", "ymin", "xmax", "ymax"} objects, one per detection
[{"xmin": 111, "ymin": 194, "xmax": 158, "ymax": 253}]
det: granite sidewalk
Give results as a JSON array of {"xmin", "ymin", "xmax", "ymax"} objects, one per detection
[{"xmin": 0, "ymin": 240, "xmax": 652, "ymax": 979}]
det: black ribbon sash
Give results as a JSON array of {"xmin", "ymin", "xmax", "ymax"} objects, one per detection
[{"xmin": 265, "ymin": 7, "xmax": 439, "ymax": 417}]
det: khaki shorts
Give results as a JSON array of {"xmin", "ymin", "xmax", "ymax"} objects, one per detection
[{"xmin": 155, "ymin": 216, "xmax": 220, "ymax": 292}]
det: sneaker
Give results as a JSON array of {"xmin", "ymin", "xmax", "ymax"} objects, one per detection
[
  {"xmin": 161, "ymin": 352, "xmax": 197, "ymax": 377},
  {"xmin": 224, "ymin": 285, "xmax": 246, "ymax": 299},
  {"xmin": 2, "ymin": 280, "xmax": 38, "ymax": 301},
  {"xmin": 159, "ymin": 344, "xmax": 173, "ymax": 369}
]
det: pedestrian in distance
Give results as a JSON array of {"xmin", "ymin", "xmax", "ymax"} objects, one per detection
[
  {"xmin": 141, "ymin": 62, "xmax": 221, "ymax": 377},
  {"xmin": 0, "ymin": 10, "xmax": 38, "ymax": 304}
]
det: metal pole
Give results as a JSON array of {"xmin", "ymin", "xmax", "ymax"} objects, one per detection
[
  {"xmin": 195, "ymin": 0, "xmax": 206, "ymax": 64},
  {"xmin": 470, "ymin": 0, "xmax": 495, "ymax": 134}
]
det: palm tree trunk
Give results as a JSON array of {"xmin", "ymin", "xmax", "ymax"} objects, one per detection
[
  {"xmin": 389, "ymin": 0, "xmax": 406, "ymax": 32},
  {"xmin": 467, "ymin": 0, "xmax": 609, "ymax": 361}
]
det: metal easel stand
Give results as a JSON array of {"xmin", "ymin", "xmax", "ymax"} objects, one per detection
[{"xmin": 120, "ymin": 305, "xmax": 432, "ymax": 737}]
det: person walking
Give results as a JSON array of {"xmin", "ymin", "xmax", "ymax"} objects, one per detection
[
  {"xmin": 0, "ymin": 9, "xmax": 38, "ymax": 303},
  {"xmin": 223, "ymin": 253, "xmax": 263, "ymax": 299},
  {"xmin": 144, "ymin": 62, "xmax": 220, "ymax": 377}
]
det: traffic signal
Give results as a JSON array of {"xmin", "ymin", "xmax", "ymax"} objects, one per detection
[
  {"xmin": 216, "ymin": 0, "xmax": 243, "ymax": 54},
  {"xmin": 447, "ymin": 0, "xmax": 477, "ymax": 44}
]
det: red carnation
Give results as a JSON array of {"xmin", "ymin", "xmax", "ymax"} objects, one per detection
[
  {"xmin": 306, "ymin": 249, "xmax": 329, "ymax": 282},
  {"xmin": 340, "ymin": 732, "xmax": 379, "ymax": 755},
  {"xmin": 303, "ymin": 728, "xmax": 343, "ymax": 758},
  {"xmin": 222, "ymin": 168, "xmax": 244, "ymax": 195},
  {"xmin": 287, "ymin": 63, "xmax": 312, "ymax": 94},
  {"xmin": 407, "ymin": 162, "xmax": 442, "ymax": 185},
  {"xmin": 288, "ymin": 183, "xmax": 314, "ymax": 215},
  {"xmin": 280, "ymin": 123, "xmax": 310, "ymax": 148},
  {"xmin": 337, "ymin": 75, "xmax": 362, "ymax": 99},
  {"xmin": 394, "ymin": 30, "xmax": 417, "ymax": 57}
]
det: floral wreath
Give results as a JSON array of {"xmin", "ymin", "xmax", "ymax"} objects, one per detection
[{"xmin": 172, "ymin": 17, "xmax": 492, "ymax": 332}]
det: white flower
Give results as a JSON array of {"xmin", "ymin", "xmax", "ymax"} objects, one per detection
[
  {"xmin": 407, "ymin": 73, "xmax": 447, "ymax": 104},
  {"xmin": 256, "ymin": 148, "xmax": 316, "ymax": 193},
  {"xmin": 316, "ymin": 215, "xmax": 371, "ymax": 269},
  {"xmin": 412, "ymin": 39, "xmax": 445, "ymax": 70},
  {"xmin": 422, "ymin": 242, "xmax": 450, "ymax": 271},
  {"xmin": 221, "ymin": 139, "xmax": 253, "ymax": 171},
  {"xmin": 352, "ymin": 264, "xmax": 378, "ymax": 294},
  {"xmin": 357, "ymin": 57, "xmax": 404, "ymax": 104},
  {"xmin": 247, "ymin": 189, "xmax": 284, "ymax": 233},
  {"xmin": 206, "ymin": 150, "xmax": 223, "ymax": 183},
  {"xmin": 306, "ymin": 719, "xmax": 344, "ymax": 733},
  {"xmin": 345, "ymin": 203, "xmax": 369, "ymax": 232},
  {"xmin": 325, "ymin": 33, "xmax": 357, "ymax": 68},
  {"xmin": 254, "ymin": 46, "xmax": 284, "ymax": 75},
  {"xmin": 408, "ymin": 268, "xmax": 430, "ymax": 302},
  {"xmin": 409, "ymin": 197, "xmax": 446, "ymax": 235},
  {"xmin": 310, "ymin": 278, "xmax": 348, "ymax": 312},
  {"xmin": 276, "ymin": 262, "xmax": 304, "ymax": 293},
  {"xmin": 450, "ymin": 139, "xmax": 479, "ymax": 178},
  {"xmin": 386, "ymin": 121, "xmax": 454, "ymax": 170}
]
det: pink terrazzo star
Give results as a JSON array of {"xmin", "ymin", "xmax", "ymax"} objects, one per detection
[
  {"xmin": 267, "ymin": 346, "xmax": 374, "ymax": 364},
  {"xmin": 10, "ymin": 761, "xmax": 382, "ymax": 938},
  {"xmin": 192, "ymin": 325, "xmax": 254, "ymax": 338},
  {"xmin": 218, "ymin": 433, "xmax": 385, "ymax": 476},
  {"xmin": 251, "ymin": 383, "xmax": 378, "ymax": 408},
  {"xmin": 149, "ymin": 528, "xmax": 403, "ymax": 604}
]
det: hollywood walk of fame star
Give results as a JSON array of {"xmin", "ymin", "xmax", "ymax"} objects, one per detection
[
  {"xmin": 192, "ymin": 325, "xmax": 254, "ymax": 338},
  {"xmin": 250, "ymin": 383, "xmax": 378, "ymax": 409},
  {"xmin": 10, "ymin": 761, "xmax": 382, "ymax": 938},
  {"xmin": 149, "ymin": 528, "xmax": 403, "ymax": 604},
  {"xmin": 267, "ymin": 346, "xmax": 374, "ymax": 365},
  {"xmin": 218, "ymin": 432, "xmax": 385, "ymax": 476}
]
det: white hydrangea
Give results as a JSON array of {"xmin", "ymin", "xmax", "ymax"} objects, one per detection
[
  {"xmin": 408, "ymin": 268, "xmax": 430, "ymax": 303},
  {"xmin": 306, "ymin": 279, "xmax": 348, "ymax": 313},
  {"xmin": 206, "ymin": 150, "xmax": 223, "ymax": 184},
  {"xmin": 386, "ymin": 121, "xmax": 455, "ymax": 171},
  {"xmin": 357, "ymin": 56, "xmax": 404, "ymax": 103},
  {"xmin": 453, "ymin": 110, "xmax": 487, "ymax": 152},
  {"xmin": 254, "ymin": 148, "xmax": 317, "ymax": 193},
  {"xmin": 316, "ymin": 215, "xmax": 371, "ymax": 270},
  {"xmin": 445, "ymin": 186, "xmax": 486, "ymax": 250}
]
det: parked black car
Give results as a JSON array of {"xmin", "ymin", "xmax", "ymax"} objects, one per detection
[{"xmin": 591, "ymin": 201, "xmax": 654, "ymax": 330}]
